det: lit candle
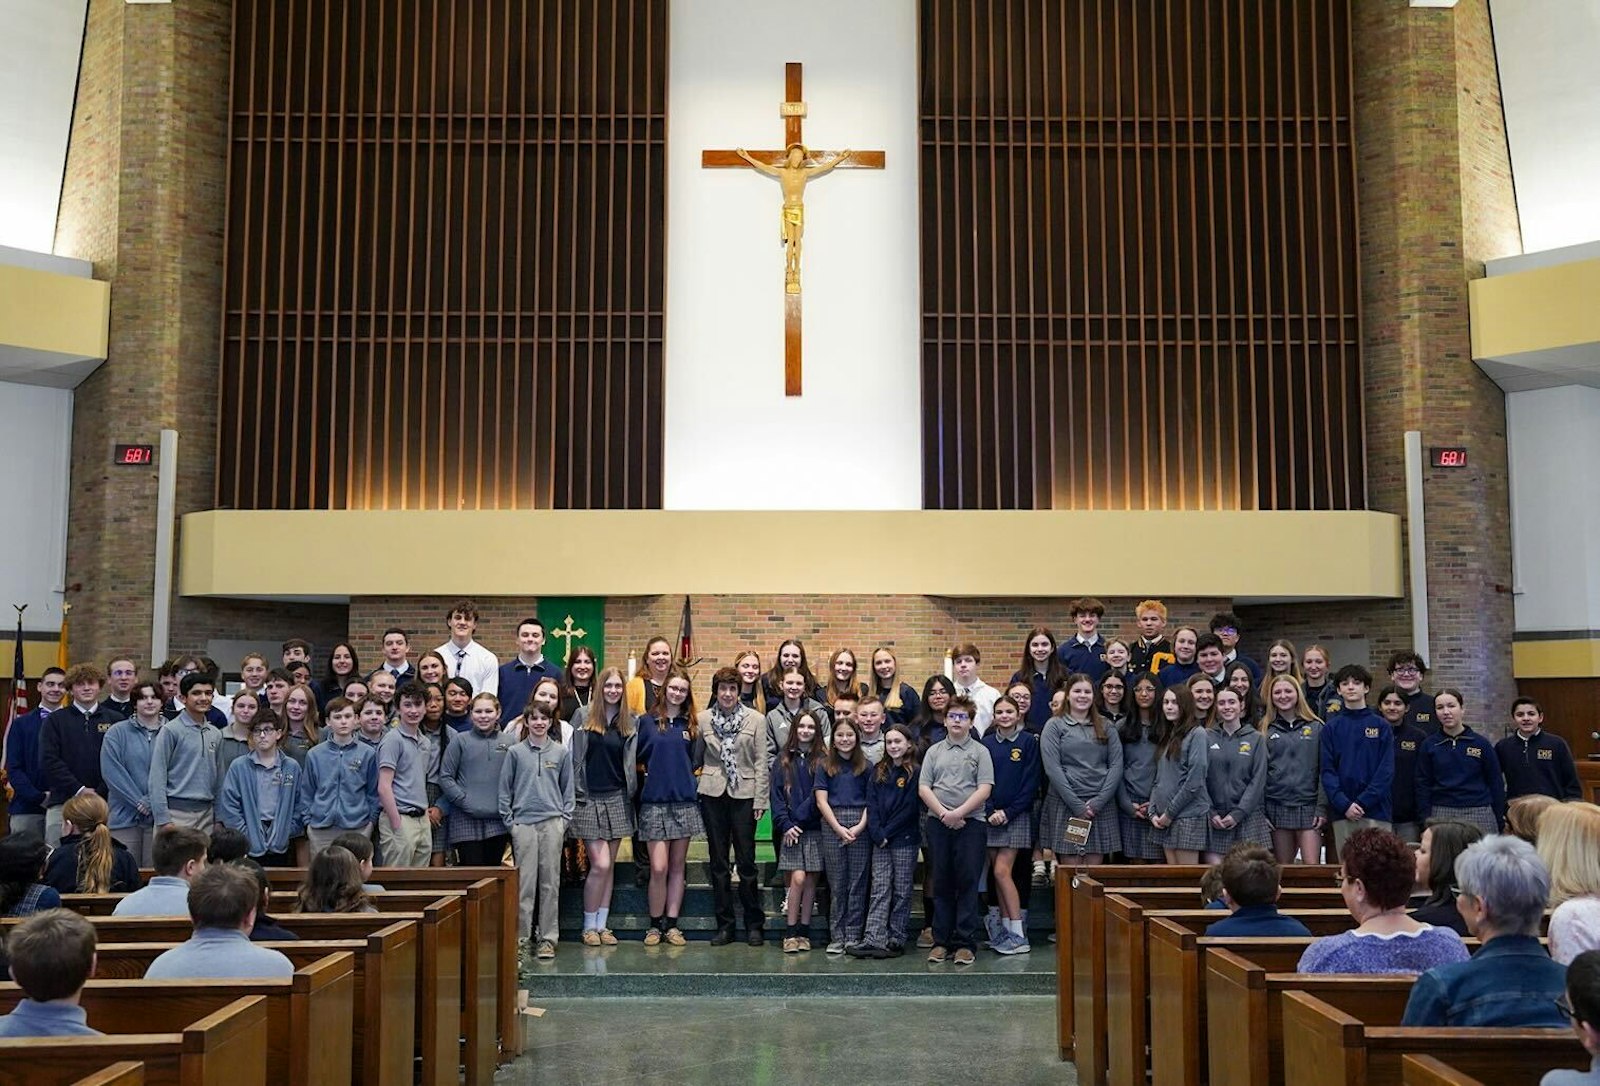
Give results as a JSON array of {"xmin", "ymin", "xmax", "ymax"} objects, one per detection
[
  {"xmin": 942, "ymin": 651, "xmax": 953, "ymax": 680},
  {"xmin": 627, "ymin": 655, "xmax": 637, "ymax": 679}
]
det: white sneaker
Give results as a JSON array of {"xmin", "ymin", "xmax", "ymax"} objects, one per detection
[
  {"xmin": 826, "ymin": 940, "xmax": 846, "ymax": 955},
  {"xmin": 992, "ymin": 931, "xmax": 1024, "ymax": 955}
]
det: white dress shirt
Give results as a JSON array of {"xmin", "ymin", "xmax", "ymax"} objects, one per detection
[
  {"xmin": 956, "ymin": 679, "xmax": 1000, "ymax": 736},
  {"xmin": 435, "ymin": 639, "xmax": 499, "ymax": 697}
]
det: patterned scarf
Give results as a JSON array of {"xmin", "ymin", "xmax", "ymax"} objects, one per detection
[{"xmin": 711, "ymin": 704, "xmax": 744, "ymax": 785}]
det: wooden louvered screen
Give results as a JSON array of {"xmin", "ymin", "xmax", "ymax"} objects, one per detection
[
  {"xmin": 219, "ymin": 0, "xmax": 666, "ymax": 511},
  {"xmin": 920, "ymin": 0, "xmax": 1363, "ymax": 511}
]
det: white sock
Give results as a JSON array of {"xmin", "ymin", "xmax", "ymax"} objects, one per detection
[
  {"xmin": 583, "ymin": 911, "xmax": 598, "ymax": 931},
  {"xmin": 1007, "ymin": 918, "xmax": 1024, "ymax": 937},
  {"xmin": 595, "ymin": 906, "xmax": 610, "ymax": 931}
]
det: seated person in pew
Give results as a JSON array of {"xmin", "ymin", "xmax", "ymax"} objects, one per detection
[
  {"xmin": 0, "ymin": 909, "xmax": 100, "ymax": 1037},
  {"xmin": 1538, "ymin": 802, "xmax": 1600, "ymax": 965},
  {"xmin": 1206, "ymin": 844, "xmax": 1312, "ymax": 936},
  {"xmin": 332, "ymin": 832, "xmax": 385, "ymax": 893},
  {"xmin": 112, "ymin": 826, "xmax": 208, "ymax": 916},
  {"xmin": 1545, "ymin": 949, "xmax": 1600, "ymax": 1086},
  {"xmin": 1200, "ymin": 862, "xmax": 1228, "ymax": 908},
  {"xmin": 42, "ymin": 793, "xmax": 141, "ymax": 895},
  {"xmin": 1298, "ymin": 827, "xmax": 1469, "ymax": 974},
  {"xmin": 145, "ymin": 864, "xmax": 294, "ymax": 980},
  {"xmin": 1409, "ymin": 819, "xmax": 1483, "ymax": 936},
  {"xmin": 1402, "ymin": 834, "xmax": 1568, "ymax": 1027},
  {"xmin": 206, "ymin": 825, "xmax": 250, "ymax": 865},
  {"xmin": 235, "ymin": 860, "xmax": 296, "ymax": 941},
  {"xmin": 0, "ymin": 832, "xmax": 62, "ymax": 917},
  {"xmin": 295, "ymin": 846, "xmax": 376, "ymax": 914},
  {"xmin": 1509, "ymin": 793, "xmax": 1560, "ymax": 846}
]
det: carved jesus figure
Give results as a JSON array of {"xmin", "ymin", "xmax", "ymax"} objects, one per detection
[{"xmin": 735, "ymin": 143, "xmax": 853, "ymax": 293}]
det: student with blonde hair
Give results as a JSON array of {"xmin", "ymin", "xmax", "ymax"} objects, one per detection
[
  {"xmin": 41, "ymin": 792, "xmax": 140, "ymax": 894},
  {"xmin": 1537, "ymin": 801, "xmax": 1600, "ymax": 965}
]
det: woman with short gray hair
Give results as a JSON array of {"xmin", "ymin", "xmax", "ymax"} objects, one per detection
[{"xmin": 1402, "ymin": 835, "xmax": 1567, "ymax": 1026}]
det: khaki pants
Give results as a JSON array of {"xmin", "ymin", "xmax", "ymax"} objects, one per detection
[
  {"xmin": 112, "ymin": 825, "xmax": 155, "ymax": 868},
  {"xmin": 379, "ymin": 814, "xmax": 432, "ymax": 867},
  {"xmin": 1332, "ymin": 817, "xmax": 1393, "ymax": 856},
  {"xmin": 166, "ymin": 805, "xmax": 214, "ymax": 835},
  {"xmin": 511, "ymin": 818, "xmax": 565, "ymax": 945},
  {"xmin": 307, "ymin": 824, "xmax": 373, "ymax": 857}
]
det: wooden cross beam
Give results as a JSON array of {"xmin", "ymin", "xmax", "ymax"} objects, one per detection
[{"xmin": 702, "ymin": 62, "xmax": 885, "ymax": 396}]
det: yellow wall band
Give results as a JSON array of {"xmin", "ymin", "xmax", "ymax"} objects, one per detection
[
  {"xmin": 1469, "ymin": 258, "xmax": 1600, "ymax": 361},
  {"xmin": 180, "ymin": 509, "xmax": 1404, "ymax": 601},
  {"xmin": 1512, "ymin": 638, "xmax": 1600, "ymax": 680},
  {"xmin": 0, "ymin": 263, "xmax": 109, "ymax": 360}
]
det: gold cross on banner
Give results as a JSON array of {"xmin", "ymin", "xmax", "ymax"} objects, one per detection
[
  {"xmin": 701, "ymin": 62, "xmax": 886, "ymax": 396},
  {"xmin": 550, "ymin": 615, "xmax": 587, "ymax": 664}
]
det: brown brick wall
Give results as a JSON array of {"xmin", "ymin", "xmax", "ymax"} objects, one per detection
[{"xmin": 56, "ymin": 0, "xmax": 336, "ymax": 669}]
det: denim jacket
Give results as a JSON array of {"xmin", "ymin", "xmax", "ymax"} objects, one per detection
[{"xmin": 1400, "ymin": 934, "xmax": 1570, "ymax": 1027}]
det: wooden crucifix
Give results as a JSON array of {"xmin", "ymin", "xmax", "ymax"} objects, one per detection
[{"xmin": 702, "ymin": 62, "xmax": 885, "ymax": 396}]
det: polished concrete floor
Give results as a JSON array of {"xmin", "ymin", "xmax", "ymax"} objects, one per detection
[{"xmin": 497, "ymin": 996, "xmax": 1071, "ymax": 1085}]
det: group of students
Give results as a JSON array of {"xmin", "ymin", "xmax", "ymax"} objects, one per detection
[{"xmin": 0, "ymin": 596, "xmax": 1585, "ymax": 967}]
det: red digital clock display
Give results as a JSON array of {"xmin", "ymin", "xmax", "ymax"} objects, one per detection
[
  {"xmin": 1430, "ymin": 447, "xmax": 1468, "ymax": 468},
  {"xmin": 113, "ymin": 444, "xmax": 154, "ymax": 466}
]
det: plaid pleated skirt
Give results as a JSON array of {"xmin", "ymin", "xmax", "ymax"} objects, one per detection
[
  {"xmin": 1429, "ymin": 804, "xmax": 1501, "ymax": 838},
  {"xmin": 1118, "ymin": 811, "xmax": 1165, "ymax": 861},
  {"xmin": 1265, "ymin": 802, "xmax": 1321, "ymax": 831},
  {"xmin": 1152, "ymin": 814, "xmax": 1209, "ymax": 852},
  {"xmin": 446, "ymin": 809, "xmax": 508, "ymax": 847},
  {"xmin": 568, "ymin": 790, "xmax": 634, "ymax": 842},
  {"xmin": 779, "ymin": 830, "xmax": 826, "ymax": 872},
  {"xmin": 987, "ymin": 810, "xmax": 1035, "ymax": 849},
  {"xmin": 1205, "ymin": 810, "xmax": 1272, "ymax": 853},
  {"xmin": 1041, "ymin": 793, "xmax": 1121, "ymax": 855},
  {"xmin": 638, "ymin": 801, "xmax": 704, "ymax": 842}
]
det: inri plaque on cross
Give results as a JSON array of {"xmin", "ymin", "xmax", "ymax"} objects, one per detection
[{"xmin": 702, "ymin": 62, "xmax": 885, "ymax": 396}]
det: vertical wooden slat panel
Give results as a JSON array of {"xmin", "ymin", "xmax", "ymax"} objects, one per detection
[
  {"xmin": 218, "ymin": 0, "xmax": 664, "ymax": 511},
  {"xmin": 917, "ymin": 0, "xmax": 1362, "ymax": 512}
]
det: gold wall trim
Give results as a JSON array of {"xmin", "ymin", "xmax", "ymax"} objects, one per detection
[
  {"xmin": 180, "ymin": 509, "xmax": 1403, "ymax": 601},
  {"xmin": 1470, "ymin": 258, "xmax": 1600, "ymax": 361},
  {"xmin": 0, "ymin": 264, "xmax": 109, "ymax": 360},
  {"xmin": 1513, "ymin": 638, "xmax": 1600, "ymax": 679}
]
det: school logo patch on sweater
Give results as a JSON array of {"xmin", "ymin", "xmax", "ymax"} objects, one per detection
[
  {"xmin": 1364, "ymin": 728, "xmax": 1380, "ymax": 738},
  {"xmin": 1538, "ymin": 749, "xmax": 1554, "ymax": 760}
]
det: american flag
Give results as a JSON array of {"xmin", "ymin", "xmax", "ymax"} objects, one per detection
[{"xmin": 1, "ymin": 607, "xmax": 26, "ymax": 802}]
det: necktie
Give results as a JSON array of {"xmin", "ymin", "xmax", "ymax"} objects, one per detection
[{"xmin": 456, "ymin": 649, "xmax": 468, "ymax": 674}]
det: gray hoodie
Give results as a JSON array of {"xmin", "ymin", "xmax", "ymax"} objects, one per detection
[
  {"xmin": 1264, "ymin": 716, "xmax": 1324, "ymax": 807},
  {"xmin": 1040, "ymin": 715, "xmax": 1124, "ymax": 817},
  {"xmin": 497, "ymin": 737, "xmax": 575, "ymax": 825},
  {"xmin": 1150, "ymin": 726, "xmax": 1210, "ymax": 821},
  {"xmin": 1204, "ymin": 722, "xmax": 1268, "ymax": 824}
]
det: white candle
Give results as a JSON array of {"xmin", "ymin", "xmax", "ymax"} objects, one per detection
[
  {"xmin": 627, "ymin": 656, "xmax": 637, "ymax": 679},
  {"xmin": 943, "ymin": 652, "xmax": 953, "ymax": 680}
]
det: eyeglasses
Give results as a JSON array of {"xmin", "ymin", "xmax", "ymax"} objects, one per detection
[
  {"xmin": 1392, "ymin": 666, "xmax": 1421, "ymax": 676},
  {"xmin": 946, "ymin": 712, "xmax": 972, "ymax": 722},
  {"xmin": 1556, "ymin": 994, "xmax": 1576, "ymax": 1021},
  {"xmin": 250, "ymin": 726, "xmax": 279, "ymax": 735},
  {"xmin": 1333, "ymin": 872, "xmax": 1354, "ymax": 887}
]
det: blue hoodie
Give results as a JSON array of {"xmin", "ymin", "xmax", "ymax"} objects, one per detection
[
  {"xmin": 217, "ymin": 751, "xmax": 303, "ymax": 856},
  {"xmin": 1319, "ymin": 705, "xmax": 1394, "ymax": 821}
]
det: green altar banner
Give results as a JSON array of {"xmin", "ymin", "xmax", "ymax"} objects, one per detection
[{"xmin": 537, "ymin": 597, "xmax": 605, "ymax": 668}]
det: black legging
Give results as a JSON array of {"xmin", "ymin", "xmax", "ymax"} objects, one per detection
[{"xmin": 455, "ymin": 835, "xmax": 510, "ymax": 867}]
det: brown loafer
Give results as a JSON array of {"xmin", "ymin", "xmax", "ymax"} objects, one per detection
[{"xmin": 927, "ymin": 946, "xmax": 949, "ymax": 963}]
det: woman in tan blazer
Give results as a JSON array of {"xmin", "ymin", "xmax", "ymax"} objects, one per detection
[{"xmin": 698, "ymin": 665, "xmax": 771, "ymax": 946}]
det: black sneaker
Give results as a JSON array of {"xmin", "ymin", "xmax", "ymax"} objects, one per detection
[
  {"xmin": 709, "ymin": 927, "xmax": 736, "ymax": 947},
  {"xmin": 885, "ymin": 943, "xmax": 905, "ymax": 958},
  {"xmin": 747, "ymin": 927, "xmax": 765, "ymax": 947},
  {"xmin": 849, "ymin": 943, "xmax": 890, "ymax": 960}
]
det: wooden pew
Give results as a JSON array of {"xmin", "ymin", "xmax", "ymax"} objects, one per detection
[
  {"xmin": 65, "ymin": 883, "xmax": 488, "ymax": 1085},
  {"xmin": 0, "ymin": 995, "xmax": 267, "ymax": 1086},
  {"xmin": 1054, "ymin": 865, "xmax": 1335, "ymax": 1063},
  {"xmin": 1401, "ymin": 1055, "xmax": 1487, "ymax": 1086},
  {"xmin": 1092, "ymin": 895, "xmax": 1348, "ymax": 1086},
  {"xmin": 66, "ymin": 1066, "xmax": 143, "ymax": 1086},
  {"xmin": 0, "ymin": 954, "xmax": 353, "ymax": 1086},
  {"xmin": 1281, "ymin": 990, "xmax": 1587, "ymax": 1086},
  {"xmin": 233, "ymin": 862, "xmax": 520, "ymax": 1063},
  {"xmin": 1, "ymin": 916, "xmax": 419, "ymax": 1086},
  {"xmin": 1204, "ymin": 948, "xmax": 1417, "ymax": 1086},
  {"xmin": 87, "ymin": 940, "xmax": 400, "ymax": 1086}
]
